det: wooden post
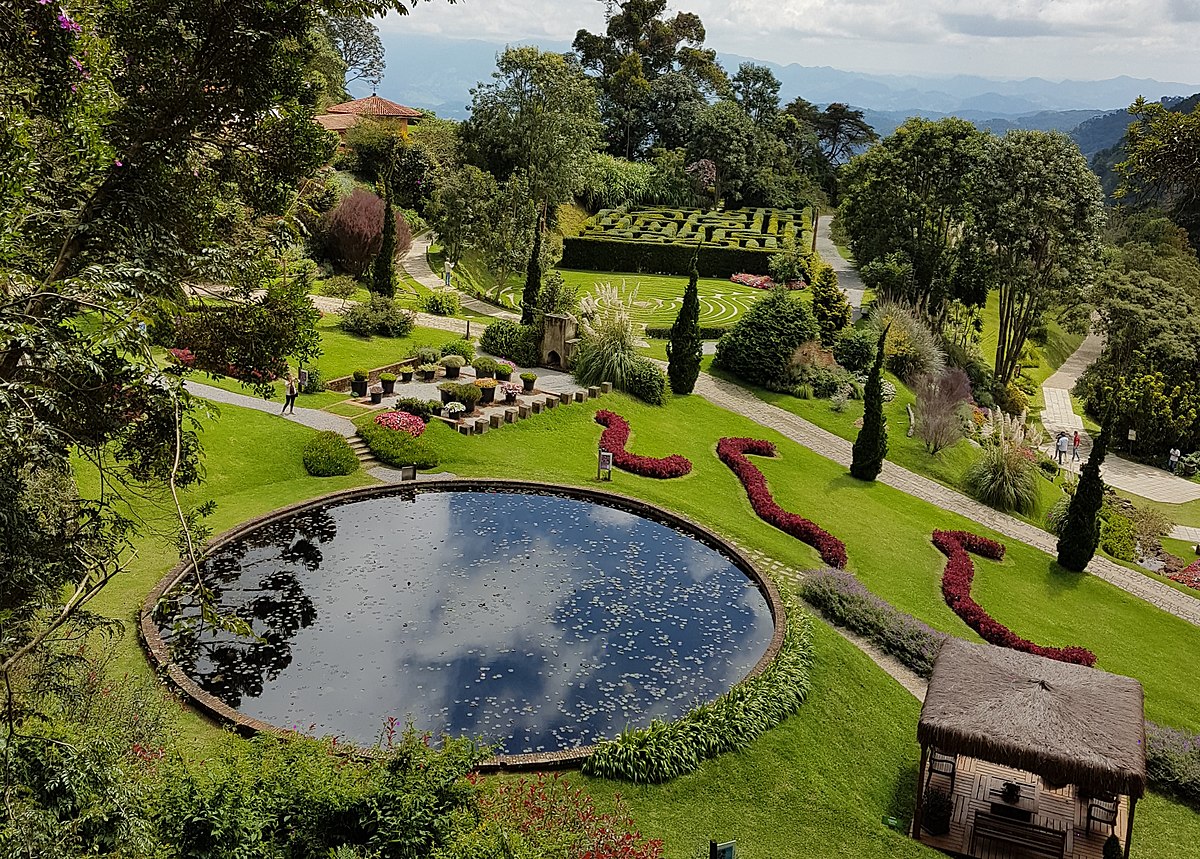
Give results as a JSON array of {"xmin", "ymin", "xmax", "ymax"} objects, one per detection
[
  {"xmin": 1123, "ymin": 795, "xmax": 1137, "ymax": 859},
  {"xmin": 912, "ymin": 744, "xmax": 929, "ymax": 839}
]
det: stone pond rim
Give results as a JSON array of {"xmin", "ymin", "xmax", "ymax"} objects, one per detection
[{"xmin": 139, "ymin": 478, "xmax": 788, "ymax": 771}]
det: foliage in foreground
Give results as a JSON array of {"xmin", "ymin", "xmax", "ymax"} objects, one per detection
[
  {"xmin": 478, "ymin": 320, "xmax": 541, "ymax": 368},
  {"xmin": 583, "ymin": 604, "xmax": 813, "ymax": 784},
  {"xmin": 302, "ymin": 431, "xmax": 359, "ymax": 477}
]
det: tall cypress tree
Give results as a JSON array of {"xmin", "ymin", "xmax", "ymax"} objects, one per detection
[
  {"xmin": 851, "ymin": 325, "xmax": 890, "ymax": 481},
  {"xmin": 811, "ymin": 264, "xmax": 852, "ymax": 346},
  {"xmin": 520, "ymin": 206, "xmax": 543, "ymax": 325},
  {"xmin": 667, "ymin": 259, "xmax": 703, "ymax": 394},
  {"xmin": 1057, "ymin": 421, "xmax": 1111, "ymax": 571},
  {"xmin": 371, "ymin": 179, "xmax": 397, "ymax": 298}
]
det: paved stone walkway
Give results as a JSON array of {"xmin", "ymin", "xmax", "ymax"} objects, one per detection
[
  {"xmin": 401, "ymin": 234, "xmax": 520, "ymax": 322},
  {"xmin": 185, "ymin": 381, "xmax": 356, "ymax": 436},
  {"xmin": 693, "ymin": 372, "xmax": 1200, "ymax": 627},
  {"xmin": 307, "ymin": 292, "xmax": 484, "ymax": 337},
  {"xmin": 814, "ymin": 213, "xmax": 865, "ymax": 315}
]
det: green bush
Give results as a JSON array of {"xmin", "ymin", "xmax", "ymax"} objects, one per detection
[
  {"xmin": 869, "ymin": 300, "xmax": 945, "ymax": 383},
  {"xmin": 300, "ymin": 367, "xmax": 325, "ymax": 394},
  {"xmin": 714, "ymin": 290, "xmax": 819, "ymax": 390},
  {"xmin": 471, "ymin": 356, "xmax": 498, "ymax": 375},
  {"xmin": 352, "ymin": 368, "xmax": 368, "ymax": 382},
  {"xmin": 963, "ymin": 443, "xmax": 1037, "ymax": 514},
  {"xmin": 422, "ymin": 290, "xmax": 461, "ymax": 316},
  {"xmin": 438, "ymin": 354, "xmax": 465, "ymax": 369},
  {"xmin": 358, "ymin": 421, "xmax": 440, "ymax": 468},
  {"xmin": 479, "ymin": 320, "xmax": 540, "ymax": 367},
  {"xmin": 833, "ymin": 327, "xmax": 877, "ymax": 372},
  {"xmin": 415, "ymin": 346, "xmax": 440, "ymax": 365},
  {"xmin": 445, "ymin": 382, "xmax": 481, "ymax": 411},
  {"xmin": 302, "ymin": 431, "xmax": 358, "ymax": 477},
  {"xmin": 340, "ymin": 297, "xmax": 415, "ymax": 338},
  {"xmin": 439, "ymin": 338, "xmax": 475, "ymax": 362},
  {"xmin": 584, "ymin": 604, "xmax": 813, "ymax": 783},
  {"xmin": 994, "ymin": 382, "xmax": 1029, "ymax": 416},
  {"xmin": 626, "ymin": 357, "xmax": 668, "ymax": 405},
  {"xmin": 393, "ymin": 397, "xmax": 441, "ymax": 422},
  {"xmin": 1100, "ymin": 513, "xmax": 1137, "ymax": 561},
  {"xmin": 1045, "ymin": 495, "xmax": 1071, "ymax": 536},
  {"xmin": 562, "ymin": 236, "xmax": 775, "ymax": 277}
]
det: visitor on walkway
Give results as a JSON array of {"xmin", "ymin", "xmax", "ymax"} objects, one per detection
[
  {"xmin": 1072, "ymin": 431, "xmax": 1081, "ymax": 462},
  {"xmin": 282, "ymin": 372, "xmax": 298, "ymax": 415},
  {"xmin": 1169, "ymin": 446, "xmax": 1182, "ymax": 474},
  {"xmin": 1056, "ymin": 432, "xmax": 1069, "ymax": 465}
]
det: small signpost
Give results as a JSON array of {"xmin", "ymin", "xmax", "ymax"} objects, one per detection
[
  {"xmin": 709, "ymin": 841, "xmax": 735, "ymax": 859},
  {"xmin": 598, "ymin": 448, "xmax": 614, "ymax": 481},
  {"xmin": 1128, "ymin": 428, "xmax": 1137, "ymax": 455}
]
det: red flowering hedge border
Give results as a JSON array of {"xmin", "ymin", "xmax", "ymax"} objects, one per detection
[
  {"xmin": 1170, "ymin": 558, "xmax": 1200, "ymax": 591},
  {"xmin": 717, "ymin": 437, "xmax": 847, "ymax": 568},
  {"xmin": 932, "ymin": 529, "xmax": 1097, "ymax": 667},
  {"xmin": 595, "ymin": 410, "xmax": 692, "ymax": 479}
]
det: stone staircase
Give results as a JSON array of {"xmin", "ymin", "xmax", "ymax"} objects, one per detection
[{"xmin": 348, "ymin": 434, "xmax": 381, "ymax": 471}]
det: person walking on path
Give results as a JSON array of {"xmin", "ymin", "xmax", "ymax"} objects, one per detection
[
  {"xmin": 282, "ymin": 372, "xmax": 298, "ymax": 415},
  {"xmin": 1072, "ymin": 430, "xmax": 1081, "ymax": 462},
  {"xmin": 1056, "ymin": 432, "xmax": 1069, "ymax": 465},
  {"xmin": 1169, "ymin": 446, "xmax": 1182, "ymax": 474}
]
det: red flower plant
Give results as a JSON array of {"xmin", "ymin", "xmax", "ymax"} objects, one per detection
[
  {"xmin": 374, "ymin": 410, "xmax": 426, "ymax": 437},
  {"xmin": 595, "ymin": 410, "xmax": 692, "ymax": 479},
  {"xmin": 716, "ymin": 437, "xmax": 847, "ymax": 568},
  {"xmin": 1170, "ymin": 558, "xmax": 1200, "ymax": 591},
  {"xmin": 932, "ymin": 529, "xmax": 1096, "ymax": 666}
]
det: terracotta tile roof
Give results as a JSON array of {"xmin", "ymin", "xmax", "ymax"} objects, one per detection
[
  {"xmin": 314, "ymin": 113, "xmax": 360, "ymax": 132},
  {"xmin": 325, "ymin": 95, "xmax": 422, "ymax": 118}
]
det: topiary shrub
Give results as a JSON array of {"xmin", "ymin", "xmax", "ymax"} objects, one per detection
[
  {"xmin": 714, "ymin": 289, "xmax": 819, "ymax": 389},
  {"xmin": 666, "ymin": 263, "xmax": 702, "ymax": 395},
  {"xmin": 422, "ymin": 290, "xmax": 461, "ymax": 316},
  {"xmin": 358, "ymin": 420, "xmax": 440, "ymax": 469},
  {"xmin": 833, "ymin": 327, "xmax": 876, "ymax": 372},
  {"xmin": 302, "ymin": 431, "xmax": 358, "ymax": 477},
  {"xmin": 479, "ymin": 320, "xmax": 540, "ymax": 367},
  {"xmin": 1100, "ymin": 513, "xmax": 1137, "ymax": 561},
  {"xmin": 626, "ymin": 357, "xmax": 668, "ymax": 405},
  {"xmin": 339, "ymin": 297, "xmax": 415, "ymax": 338},
  {"xmin": 850, "ymin": 326, "xmax": 889, "ymax": 481},
  {"xmin": 1058, "ymin": 423, "xmax": 1110, "ymax": 571},
  {"xmin": 810, "ymin": 265, "xmax": 852, "ymax": 346},
  {"xmin": 963, "ymin": 443, "xmax": 1037, "ymax": 514},
  {"xmin": 439, "ymin": 338, "xmax": 475, "ymax": 362}
]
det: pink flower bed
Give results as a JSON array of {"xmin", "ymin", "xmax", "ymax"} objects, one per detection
[
  {"xmin": 595, "ymin": 410, "xmax": 692, "ymax": 479},
  {"xmin": 1170, "ymin": 558, "xmax": 1200, "ymax": 590},
  {"xmin": 716, "ymin": 437, "xmax": 847, "ymax": 568},
  {"xmin": 730, "ymin": 273, "xmax": 805, "ymax": 290},
  {"xmin": 374, "ymin": 410, "xmax": 426, "ymax": 437},
  {"xmin": 932, "ymin": 529, "xmax": 1096, "ymax": 666}
]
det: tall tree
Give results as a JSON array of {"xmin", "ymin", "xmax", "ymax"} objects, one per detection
[
  {"xmin": 977, "ymin": 131, "xmax": 1105, "ymax": 384},
  {"xmin": 839, "ymin": 117, "xmax": 986, "ymax": 321},
  {"xmin": 851, "ymin": 327, "xmax": 890, "ymax": 481},
  {"xmin": 521, "ymin": 210, "xmax": 544, "ymax": 325},
  {"xmin": 477, "ymin": 175, "xmax": 536, "ymax": 293},
  {"xmin": 1057, "ymin": 421, "xmax": 1111, "ymax": 572},
  {"xmin": 810, "ymin": 264, "xmax": 852, "ymax": 345},
  {"xmin": 1119, "ymin": 97, "xmax": 1200, "ymax": 246},
  {"xmin": 732, "ymin": 62, "xmax": 781, "ymax": 126},
  {"xmin": 687, "ymin": 100, "xmax": 755, "ymax": 205},
  {"xmin": 372, "ymin": 179, "xmax": 398, "ymax": 297},
  {"xmin": 667, "ymin": 259, "xmax": 703, "ymax": 394},
  {"xmin": 428, "ymin": 165, "xmax": 498, "ymax": 264},
  {"xmin": 324, "ymin": 15, "xmax": 386, "ymax": 90}
]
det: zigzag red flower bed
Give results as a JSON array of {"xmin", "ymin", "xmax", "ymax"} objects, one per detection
[
  {"xmin": 932, "ymin": 529, "xmax": 1096, "ymax": 667},
  {"xmin": 717, "ymin": 437, "xmax": 847, "ymax": 568},
  {"xmin": 594, "ymin": 410, "xmax": 692, "ymax": 479}
]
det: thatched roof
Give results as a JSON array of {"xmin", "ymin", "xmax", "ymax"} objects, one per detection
[{"xmin": 918, "ymin": 639, "xmax": 1146, "ymax": 798}]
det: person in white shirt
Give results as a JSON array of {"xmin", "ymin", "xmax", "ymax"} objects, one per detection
[
  {"xmin": 1055, "ymin": 432, "xmax": 1069, "ymax": 465},
  {"xmin": 1168, "ymin": 446, "xmax": 1182, "ymax": 474}
]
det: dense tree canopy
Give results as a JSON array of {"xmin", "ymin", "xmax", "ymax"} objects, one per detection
[{"xmin": 1119, "ymin": 97, "xmax": 1200, "ymax": 246}]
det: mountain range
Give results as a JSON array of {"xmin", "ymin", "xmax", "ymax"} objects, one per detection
[{"xmin": 371, "ymin": 33, "xmax": 1198, "ymax": 155}]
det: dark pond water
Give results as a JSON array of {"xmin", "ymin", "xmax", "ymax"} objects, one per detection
[{"xmin": 158, "ymin": 489, "xmax": 774, "ymax": 753}]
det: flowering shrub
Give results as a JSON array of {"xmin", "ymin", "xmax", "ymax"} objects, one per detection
[
  {"xmin": 501, "ymin": 382, "xmax": 523, "ymax": 396},
  {"xmin": 1169, "ymin": 558, "xmax": 1200, "ymax": 590},
  {"xmin": 1145, "ymin": 722, "xmax": 1200, "ymax": 805},
  {"xmin": 932, "ymin": 529, "xmax": 1096, "ymax": 666},
  {"xmin": 731, "ymin": 273, "xmax": 804, "ymax": 290},
  {"xmin": 466, "ymin": 773, "xmax": 664, "ymax": 858},
  {"xmin": 167, "ymin": 347, "xmax": 196, "ymax": 367},
  {"xmin": 373, "ymin": 410, "xmax": 425, "ymax": 437},
  {"xmin": 594, "ymin": 410, "xmax": 692, "ymax": 479},
  {"xmin": 716, "ymin": 437, "xmax": 847, "ymax": 568},
  {"xmin": 445, "ymin": 402, "xmax": 466, "ymax": 415}
]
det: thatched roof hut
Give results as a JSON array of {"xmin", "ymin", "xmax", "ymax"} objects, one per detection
[{"xmin": 918, "ymin": 638, "xmax": 1146, "ymax": 798}]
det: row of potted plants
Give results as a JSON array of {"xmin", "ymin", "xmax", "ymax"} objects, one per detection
[
  {"xmin": 594, "ymin": 410, "xmax": 692, "ymax": 479},
  {"xmin": 350, "ymin": 360, "xmax": 539, "ymax": 400},
  {"xmin": 439, "ymin": 380, "xmax": 526, "ymax": 408},
  {"xmin": 932, "ymin": 529, "xmax": 1096, "ymax": 666},
  {"xmin": 716, "ymin": 437, "xmax": 848, "ymax": 568}
]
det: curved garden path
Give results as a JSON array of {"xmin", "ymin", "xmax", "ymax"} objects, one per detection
[
  {"xmin": 400, "ymin": 234, "xmax": 520, "ymax": 322},
  {"xmin": 693, "ymin": 372, "xmax": 1200, "ymax": 628},
  {"xmin": 814, "ymin": 214, "xmax": 865, "ymax": 315}
]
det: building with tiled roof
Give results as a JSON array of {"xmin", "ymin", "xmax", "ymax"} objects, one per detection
[{"xmin": 315, "ymin": 94, "xmax": 424, "ymax": 139}]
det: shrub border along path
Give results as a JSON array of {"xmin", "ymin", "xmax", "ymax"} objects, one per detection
[
  {"xmin": 139, "ymin": 479, "xmax": 787, "ymax": 771},
  {"xmin": 694, "ymin": 372, "xmax": 1200, "ymax": 628}
]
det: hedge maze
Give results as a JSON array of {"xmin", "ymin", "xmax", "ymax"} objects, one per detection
[{"xmin": 562, "ymin": 206, "xmax": 808, "ymax": 277}]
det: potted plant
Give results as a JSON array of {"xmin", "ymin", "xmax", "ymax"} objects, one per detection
[
  {"xmin": 418, "ymin": 363, "xmax": 438, "ymax": 382},
  {"xmin": 921, "ymin": 788, "xmax": 953, "ymax": 836},
  {"xmin": 502, "ymin": 382, "xmax": 522, "ymax": 404},
  {"xmin": 399, "ymin": 365, "xmax": 414, "ymax": 383},
  {"xmin": 351, "ymin": 369, "xmax": 369, "ymax": 398},
  {"xmin": 458, "ymin": 384, "xmax": 482, "ymax": 414},
  {"xmin": 445, "ymin": 401, "xmax": 466, "ymax": 421},
  {"xmin": 438, "ymin": 381, "xmax": 460, "ymax": 405},
  {"xmin": 368, "ymin": 383, "xmax": 384, "ymax": 405},
  {"xmin": 472, "ymin": 356, "xmax": 497, "ymax": 379},
  {"xmin": 475, "ymin": 377, "xmax": 498, "ymax": 404},
  {"xmin": 439, "ymin": 354, "xmax": 465, "ymax": 378},
  {"xmin": 495, "ymin": 360, "xmax": 516, "ymax": 381},
  {"xmin": 379, "ymin": 372, "xmax": 397, "ymax": 395},
  {"xmin": 520, "ymin": 371, "xmax": 538, "ymax": 393}
]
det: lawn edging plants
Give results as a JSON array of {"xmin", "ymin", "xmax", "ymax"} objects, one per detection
[{"xmin": 595, "ymin": 410, "xmax": 692, "ymax": 478}]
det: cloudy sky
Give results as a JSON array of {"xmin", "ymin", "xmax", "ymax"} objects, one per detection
[{"xmin": 384, "ymin": 0, "xmax": 1200, "ymax": 82}]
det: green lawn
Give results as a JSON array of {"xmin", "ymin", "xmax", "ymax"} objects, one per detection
[
  {"xmin": 81, "ymin": 384, "xmax": 1200, "ymax": 857},
  {"xmin": 310, "ymin": 316, "xmax": 471, "ymax": 379}
]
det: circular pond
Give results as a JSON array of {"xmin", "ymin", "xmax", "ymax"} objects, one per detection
[{"xmin": 153, "ymin": 485, "xmax": 775, "ymax": 755}]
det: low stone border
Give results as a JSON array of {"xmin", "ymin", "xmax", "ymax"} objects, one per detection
[{"xmin": 139, "ymin": 479, "xmax": 786, "ymax": 771}]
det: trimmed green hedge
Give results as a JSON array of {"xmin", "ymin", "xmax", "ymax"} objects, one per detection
[
  {"xmin": 357, "ymin": 422, "xmax": 440, "ymax": 469},
  {"xmin": 645, "ymin": 325, "xmax": 730, "ymax": 340},
  {"xmin": 583, "ymin": 599, "xmax": 813, "ymax": 783},
  {"xmin": 561, "ymin": 237, "xmax": 775, "ymax": 277},
  {"xmin": 301, "ymin": 431, "xmax": 358, "ymax": 477}
]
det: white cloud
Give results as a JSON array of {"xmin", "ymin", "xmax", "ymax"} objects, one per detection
[{"xmin": 383, "ymin": 0, "xmax": 1200, "ymax": 81}]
